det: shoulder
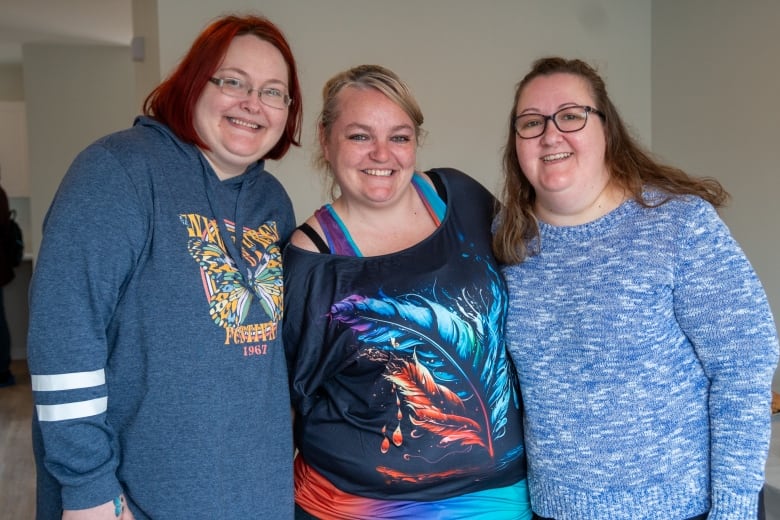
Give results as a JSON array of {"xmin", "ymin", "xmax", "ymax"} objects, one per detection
[
  {"xmin": 643, "ymin": 189, "xmax": 713, "ymax": 212},
  {"xmin": 634, "ymin": 192, "xmax": 730, "ymax": 254},
  {"xmin": 65, "ymin": 119, "xmax": 200, "ymax": 196},
  {"xmin": 426, "ymin": 168, "xmax": 497, "ymax": 221},
  {"xmin": 637, "ymin": 190, "xmax": 718, "ymax": 226},
  {"xmin": 80, "ymin": 117, "xmax": 198, "ymax": 174},
  {"xmin": 426, "ymin": 167, "xmax": 476, "ymax": 186},
  {"xmin": 254, "ymin": 167, "xmax": 294, "ymax": 207},
  {"xmin": 73, "ymin": 121, "xmax": 169, "ymax": 171},
  {"xmin": 425, "ymin": 167, "xmax": 493, "ymax": 199},
  {"xmin": 289, "ymin": 215, "xmax": 324, "ymax": 253}
]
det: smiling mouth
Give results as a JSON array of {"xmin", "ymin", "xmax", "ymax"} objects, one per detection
[
  {"xmin": 228, "ymin": 117, "xmax": 260, "ymax": 130},
  {"xmin": 542, "ymin": 152, "xmax": 572, "ymax": 162},
  {"xmin": 363, "ymin": 169, "xmax": 393, "ymax": 177}
]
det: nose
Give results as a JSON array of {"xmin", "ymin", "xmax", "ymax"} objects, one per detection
[
  {"xmin": 240, "ymin": 93, "xmax": 263, "ymax": 113},
  {"xmin": 369, "ymin": 140, "xmax": 390, "ymax": 161},
  {"xmin": 539, "ymin": 117, "xmax": 562, "ymax": 145}
]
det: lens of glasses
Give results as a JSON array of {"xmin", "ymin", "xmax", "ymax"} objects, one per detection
[
  {"xmin": 212, "ymin": 77, "xmax": 291, "ymax": 109},
  {"xmin": 554, "ymin": 107, "xmax": 588, "ymax": 132},
  {"xmin": 255, "ymin": 87, "xmax": 290, "ymax": 110},
  {"xmin": 514, "ymin": 106, "xmax": 590, "ymax": 138}
]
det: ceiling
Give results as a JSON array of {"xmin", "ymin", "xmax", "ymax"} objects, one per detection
[{"xmin": 0, "ymin": 0, "xmax": 133, "ymax": 64}]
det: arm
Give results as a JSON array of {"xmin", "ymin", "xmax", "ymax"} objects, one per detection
[
  {"xmin": 282, "ymin": 246, "xmax": 352, "ymax": 417},
  {"xmin": 673, "ymin": 200, "xmax": 779, "ymax": 519},
  {"xmin": 62, "ymin": 495, "xmax": 135, "ymax": 520},
  {"xmin": 28, "ymin": 143, "xmax": 148, "ymax": 512}
]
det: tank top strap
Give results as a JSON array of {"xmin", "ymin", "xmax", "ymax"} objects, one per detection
[
  {"xmin": 313, "ymin": 172, "xmax": 448, "ymax": 257},
  {"xmin": 412, "ymin": 172, "xmax": 446, "ymax": 225},
  {"xmin": 314, "ymin": 205, "xmax": 362, "ymax": 256}
]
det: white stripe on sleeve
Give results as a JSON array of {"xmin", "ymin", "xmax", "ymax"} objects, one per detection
[
  {"xmin": 36, "ymin": 397, "xmax": 108, "ymax": 422},
  {"xmin": 31, "ymin": 369, "xmax": 105, "ymax": 391}
]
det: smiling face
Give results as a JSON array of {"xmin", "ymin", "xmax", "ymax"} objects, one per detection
[
  {"xmin": 515, "ymin": 73, "xmax": 618, "ymax": 224},
  {"xmin": 322, "ymin": 86, "xmax": 417, "ymax": 208},
  {"xmin": 193, "ymin": 34, "xmax": 290, "ymax": 179}
]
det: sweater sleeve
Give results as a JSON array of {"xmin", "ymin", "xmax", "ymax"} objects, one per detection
[
  {"xmin": 672, "ymin": 199, "xmax": 779, "ymax": 519},
  {"xmin": 27, "ymin": 142, "xmax": 148, "ymax": 510}
]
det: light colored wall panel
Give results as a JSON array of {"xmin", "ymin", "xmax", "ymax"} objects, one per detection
[
  {"xmin": 23, "ymin": 43, "xmax": 135, "ymax": 258},
  {"xmin": 652, "ymin": 0, "xmax": 780, "ymax": 386},
  {"xmin": 0, "ymin": 101, "xmax": 29, "ymax": 196},
  {"xmin": 156, "ymin": 0, "xmax": 652, "ymax": 220}
]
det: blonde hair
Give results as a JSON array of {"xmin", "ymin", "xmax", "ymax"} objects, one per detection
[{"xmin": 314, "ymin": 64, "xmax": 426, "ymax": 199}]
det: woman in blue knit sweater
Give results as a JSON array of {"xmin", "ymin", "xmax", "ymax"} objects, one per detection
[{"xmin": 493, "ymin": 56, "xmax": 779, "ymax": 519}]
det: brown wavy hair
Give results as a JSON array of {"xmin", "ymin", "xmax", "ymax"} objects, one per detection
[
  {"xmin": 493, "ymin": 56, "xmax": 728, "ymax": 265},
  {"xmin": 143, "ymin": 14, "xmax": 302, "ymax": 161}
]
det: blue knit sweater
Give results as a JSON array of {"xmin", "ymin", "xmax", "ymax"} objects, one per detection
[{"xmin": 501, "ymin": 193, "xmax": 779, "ymax": 519}]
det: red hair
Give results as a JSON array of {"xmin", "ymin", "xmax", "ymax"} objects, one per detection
[{"xmin": 143, "ymin": 14, "xmax": 302, "ymax": 160}]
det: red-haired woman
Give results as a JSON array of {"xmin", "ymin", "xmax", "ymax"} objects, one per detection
[{"xmin": 28, "ymin": 14, "xmax": 302, "ymax": 519}]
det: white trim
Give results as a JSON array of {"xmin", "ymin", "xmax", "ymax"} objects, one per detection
[
  {"xmin": 36, "ymin": 397, "xmax": 108, "ymax": 422},
  {"xmin": 31, "ymin": 369, "xmax": 105, "ymax": 391}
]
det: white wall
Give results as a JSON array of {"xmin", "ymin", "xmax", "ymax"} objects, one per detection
[
  {"xmin": 23, "ymin": 43, "xmax": 136, "ymax": 258},
  {"xmin": 8, "ymin": 1, "xmax": 652, "ymax": 361},
  {"xmin": 652, "ymin": 1, "xmax": 780, "ymax": 387},
  {"xmin": 6, "ymin": 44, "xmax": 135, "ymax": 359},
  {"xmin": 0, "ymin": 101, "xmax": 29, "ymax": 197},
  {"xmin": 155, "ymin": 0, "xmax": 652, "ymax": 220},
  {"xmin": 16, "ymin": 0, "xmax": 652, "ymax": 250},
  {"xmin": 132, "ymin": 0, "xmax": 160, "ymax": 112},
  {"xmin": 7, "ymin": 2, "xmax": 777, "ymax": 372},
  {"xmin": 13, "ymin": 2, "xmax": 778, "ymax": 351}
]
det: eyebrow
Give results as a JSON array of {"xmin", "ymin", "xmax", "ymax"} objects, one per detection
[
  {"xmin": 215, "ymin": 67, "xmax": 288, "ymax": 87},
  {"xmin": 517, "ymin": 102, "xmax": 582, "ymax": 115},
  {"xmin": 344, "ymin": 123, "xmax": 414, "ymax": 133}
]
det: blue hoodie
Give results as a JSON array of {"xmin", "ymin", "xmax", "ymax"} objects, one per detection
[{"xmin": 28, "ymin": 116, "xmax": 295, "ymax": 519}]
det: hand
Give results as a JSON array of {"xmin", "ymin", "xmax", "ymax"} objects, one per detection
[{"xmin": 62, "ymin": 495, "xmax": 136, "ymax": 520}]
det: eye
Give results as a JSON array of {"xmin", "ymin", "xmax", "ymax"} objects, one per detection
[
  {"xmin": 519, "ymin": 116, "xmax": 543, "ymax": 129},
  {"xmin": 558, "ymin": 109, "xmax": 586, "ymax": 121},
  {"xmin": 391, "ymin": 135, "xmax": 412, "ymax": 143},
  {"xmin": 348, "ymin": 134, "xmax": 369, "ymax": 141},
  {"xmin": 261, "ymin": 87, "xmax": 283, "ymax": 99},
  {"xmin": 222, "ymin": 77, "xmax": 244, "ymax": 90}
]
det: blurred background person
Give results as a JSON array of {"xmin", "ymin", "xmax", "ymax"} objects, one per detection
[{"xmin": 0, "ymin": 171, "xmax": 18, "ymax": 388}]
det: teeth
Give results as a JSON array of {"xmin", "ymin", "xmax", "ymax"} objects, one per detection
[
  {"xmin": 542, "ymin": 152, "xmax": 571, "ymax": 162},
  {"xmin": 228, "ymin": 117, "xmax": 259, "ymax": 129},
  {"xmin": 363, "ymin": 169, "xmax": 393, "ymax": 177}
]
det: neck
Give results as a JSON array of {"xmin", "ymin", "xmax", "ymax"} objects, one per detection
[
  {"xmin": 536, "ymin": 182, "xmax": 627, "ymax": 226},
  {"xmin": 331, "ymin": 183, "xmax": 438, "ymax": 256}
]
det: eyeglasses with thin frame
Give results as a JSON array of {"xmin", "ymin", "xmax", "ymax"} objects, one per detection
[
  {"xmin": 514, "ymin": 105, "xmax": 605, "ymax": 139},
  {"xmin": 209, "ymin": 77, "xmax": 292, "ymax": 110}
]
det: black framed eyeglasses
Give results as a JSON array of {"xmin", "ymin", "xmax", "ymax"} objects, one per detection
[
  {"xmin": 209, "ymin": 77, "xmax": 292, "ymax": 110},
  {"xmin": 514, "ymin": 105, "xmax": 605, "ymax": 139}
]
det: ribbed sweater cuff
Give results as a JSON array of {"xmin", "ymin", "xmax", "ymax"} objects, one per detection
[
  {"xmin": 706, "ymin": 489, "xmax": 759, "ymax": 520},
  {"xmin": 529, "ymin": 479, "xmax": 709, "ymax": 520}
]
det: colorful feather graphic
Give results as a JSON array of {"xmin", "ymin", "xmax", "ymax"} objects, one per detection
[
  {"xmin": 385, "ymin": 352, "xmax": 485, "ymax": 449},
  {"xmin": 329, "ymin": 257, "xmax": 518, "ymax": 473}
]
